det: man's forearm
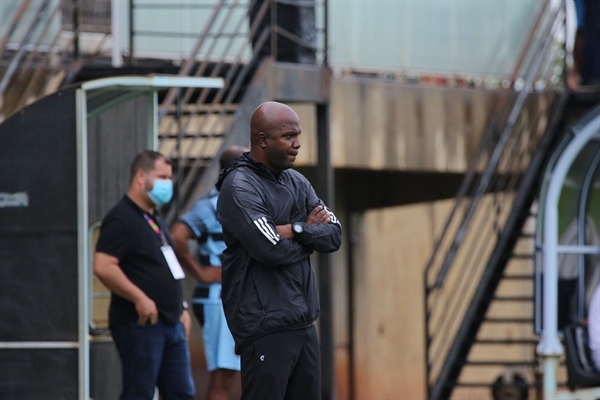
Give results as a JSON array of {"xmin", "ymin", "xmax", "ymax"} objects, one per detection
[
  {"xmin": 93, "ymin": 253, "xmax": 148, "ymax": 304},
  {"xmin": 175, "ymin": 250, "xmax": 205, "ymax": 282},
  {"xmin": 276, "ymin": 224, "xmax": 293, "ymax": 238}
]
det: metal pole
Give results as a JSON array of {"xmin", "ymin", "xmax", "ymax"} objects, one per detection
[
  {"xmin": 0, "ymin": 0, "xmax": 32, "ymax": 56},
  {"xmin": 317, "ymin": 102, "xmax": 335, "ymax": 400},
  {"xmin": 129, "ymin": 0, "xmax": 134, "ymax": 65},
  {"xmin": 111, "ymin": 0, "xmax": 123, "ymax": 67},
  {"xmin": 271, "ymin": 0, "xmax": 277, "ymax": 60},
  {"xmin": 0, "ymin": 1, "xmax": 51, "ymax": 96},
  {"xmin": 73, "ymin": 0, "xmax": 79, "ymax": 59},
  {"xmin": 176, "ymin": 90, "xmax": 183, "ymax": 218},
  {"xmin": 323, "ymin": 0, "xmax": 328, "ymax": 66},
  {"xmin": 76, "ymin": 87, "xmax": 90, "ymax": 400}
]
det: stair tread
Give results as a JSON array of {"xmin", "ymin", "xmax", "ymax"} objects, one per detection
[
  {"xmin": 464, "ymin": 360, "xmax": 537, "ymax": 366},
  {"xmin": 501, "ymin": 274, "xmax": 534, "ymax": 280},
  {"xmin": 492, "ymin": 295, "xmax": 534, "ymax": 301},
  {"xmin": 483, "ymin": 317, "xmax": 534, "ymax": 322},
  {"xmin": 475, "ymin": 339, "xmax": 538, "ymax": 344}
]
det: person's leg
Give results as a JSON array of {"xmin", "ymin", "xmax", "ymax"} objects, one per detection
[
  {"xmin": 240, "ymin": 330, "xmax": 302, "ymax": 400},
  {"xmin": 284, "ymin": 325, "xmax": 321, "ymax": 400},
  {"xmin": 207, "ymin": 369, "xmax": 238, "ymax": 400},
  {"xmin": 205, "ymin": 302, "xmax": 241, "ymax": 399},
  {"xmin": 110, "ymin": 324, "xmax": 165, "ymax": 400},
  {"xmin": 156, "ymin": 322, "xmax": 195, "ymax": 400},
  {"xmin": 191, "ymin": 286, "xmax": 208, "ymax": 326}
]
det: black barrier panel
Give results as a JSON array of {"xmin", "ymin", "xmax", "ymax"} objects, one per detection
[
  {"xmin": 0, "ymin": 349, "xmax": 78, "ymax": 399},
  {"xmin": 0, "ymin": 233, "xmax": 78, "ymax": 341},
  {"xmin": 0, "ymin": 87, "xmax": 78, "ymax": 341}
]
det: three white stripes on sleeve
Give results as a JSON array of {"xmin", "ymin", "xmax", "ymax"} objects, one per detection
[
  {"xmin": 253, "ymin": 211, "xmax": 339, "ymax": 245},
  {"xmin": 253, "ymin": 217, "xmax": 280, "ymax": 245}
]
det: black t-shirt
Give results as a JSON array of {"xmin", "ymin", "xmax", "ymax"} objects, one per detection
[{"xmin": 95, "ymin": 195, "xmax": 183, "ymax": 327}]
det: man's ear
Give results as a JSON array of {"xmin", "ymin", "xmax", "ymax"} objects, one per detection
[
  {"xmin": 135, "ymin": 169, "xmax": 147, "ymax": 186},
  {"xmin": 257, "ymin": 132, "xmax": 269, "ymax": 148}
]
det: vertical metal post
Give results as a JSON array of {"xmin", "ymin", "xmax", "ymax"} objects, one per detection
[
  {"xmin": 317, "ymin": 102, "xmax": 334, "ymax": 400},
  {"xmin": 76, "ymin": 88, "xmax": 90, "ymax": 400},
  {"xmin": 73, "ymin": 0, "xmax": 79, "ymax": 59},
  {"xmin": 270, "ymin": 0, "xmax": 277, "ymax": 61},
  {"xmin": 347, "ymin": 213, "xmax": 357, "ymax": 400},
  {"xmin": 148, "ymin": 91, "xmax": 158, "ymax": 149},
  {"xmin": 129, "ymin": 0, "xmax": 134, "ymax": 65},
  {"xmin": 111, "ymin": 0, "xmax": 123, "ymax": 67},
  {"xmin": 323, "ymin": 0, "xmax": 328, "ymax": 66},
  {"xmin": 176, "ymin": 90, "xmax": 183, "ymax": 218}
]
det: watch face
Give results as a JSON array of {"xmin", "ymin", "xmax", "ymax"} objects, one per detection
[{"xmin": 294, "ymin": 223, "xmax": 302, "ymax": 233}]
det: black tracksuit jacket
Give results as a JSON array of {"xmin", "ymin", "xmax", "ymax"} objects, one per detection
[{"xmin": 215, "ymin": 153, "xmax": 342, "ymax": 354}]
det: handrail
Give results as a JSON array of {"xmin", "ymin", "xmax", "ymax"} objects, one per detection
[
  {"xmin": 424, "ymin": 0, "xmax": 552, "ymax": 286},
  {"xmin": 0, "ymin": 0, "xmax": 86, "ymax": 120},
  {"xmin": 0, "ymin": 0, "xmax": 32, "ymax": 56},
  {"xmin": 158, "ymin": 0, "xmax": 228, "ymax": 119},
  {"xmin": 433, "ymin": 1, "xmax": 563, "ymax": 289},
  {"xmin": 424, "ymin": 1, "xmax": 567, "ymax": 398},
  {"xmin": 418, "ymin": 0, "xmax": 553, "ymax": 256},
  {"xmin": 0, "ymin": 1, "xmax": 51, "ymax": 95}
]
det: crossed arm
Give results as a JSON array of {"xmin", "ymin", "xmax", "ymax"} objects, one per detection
[{"xmin": 276, "ymin": 205, "xmax": 331, "ymax": 238}]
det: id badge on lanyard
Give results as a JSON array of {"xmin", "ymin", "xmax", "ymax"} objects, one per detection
[{"xmin": 144, "ymin": 213, "xmax": 185, "ymax": 280}]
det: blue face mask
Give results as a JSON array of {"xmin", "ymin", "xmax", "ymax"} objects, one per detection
[{"xmin": 147, "ymin": 178, "xmax": 173, "ymax": 206}]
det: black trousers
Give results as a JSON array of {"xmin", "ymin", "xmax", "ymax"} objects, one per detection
[{"xmin": 240, "ymin": 325, "xmax": 320, "ymax": 400}]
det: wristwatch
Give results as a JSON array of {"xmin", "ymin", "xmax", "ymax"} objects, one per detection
[{"xmin": 292, "ymin": 222, "xmax": 304, "ymax": 235}]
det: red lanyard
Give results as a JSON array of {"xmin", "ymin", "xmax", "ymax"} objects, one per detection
[{"xmin": 143, "ymin": 213, "xmax": 168, "ymax": 246}]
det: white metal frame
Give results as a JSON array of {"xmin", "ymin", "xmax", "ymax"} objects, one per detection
[
  {"xmin": 539, "ymin": 107, "xmax": 600, "ymax": 400},
  {"xmin": 75, "ymin": 75, "xmax": 223, "ymax": 399}
]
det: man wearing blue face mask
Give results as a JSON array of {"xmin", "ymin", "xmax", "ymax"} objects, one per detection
[{"xmin": 93, "ymin": 150, "xmax": 195, "ymax": 400}]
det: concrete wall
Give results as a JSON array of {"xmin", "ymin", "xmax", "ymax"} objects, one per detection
[
  {"xmin": 295, "ymin": 76, "xmax": 498, "ymax": 173},
  {"xmin": 345, "ymin": 201, "xmax": 453, "ymax": 399}
]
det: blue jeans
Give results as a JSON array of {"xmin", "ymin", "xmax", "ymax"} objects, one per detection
[{"xmin": 111, "ymin": 321, "xmax": 195, "ymax": 400}]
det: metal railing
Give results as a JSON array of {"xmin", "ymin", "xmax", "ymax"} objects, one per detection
[
  {"xmin": 424, "ymin": 1, "xmax": 567, "ymax": 398},
  {"xmin": 0, "ymin": 0, "xmax": 112, "ymax": 119}
]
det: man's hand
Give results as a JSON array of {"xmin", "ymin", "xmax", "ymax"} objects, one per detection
[
  {"xmin": 180, "ymin": 309, "xmax": 192, "ymax": 340},
  {"xmin": 275, "ymin": 206, "xmax": 331, "ymax": 239},
  {"xmin": 171, "ymin": 222, "xmax": 222, "ymax": 283},
  {"xmin": 94, "ymin": 252, "xmax": 159, "ymax": 326},
  {"xmin": 276, "ymin": 224, "xmax": 293, "ymax": 238},
  {"xmin": 198, "ymin": 266, "xmax": 222, "ymax": 283},
  {"xmin": 135, "ymin": 296, "xmax": 158, "ymax": 325},
  {"xmin": 306, "ymin": 205, "xmax": 330, "ymax": 225}
]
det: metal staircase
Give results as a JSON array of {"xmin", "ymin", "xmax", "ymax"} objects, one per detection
[
  {"xmin": 453, "ymin": 216, "xmax": 543, "ymax": 397},
  {"xmin": 0, "ymin": 0, "xmax": 114, "ymax": 120},
  {"xmin": 424, "ymin": 1, "xmax": 571, "ymax": 398}
]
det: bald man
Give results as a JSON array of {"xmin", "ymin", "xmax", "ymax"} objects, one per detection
[
  {"xmin": 215, "ymin": 102, "xmax": 342, "ymax": 399},
  {"xmin": 171, "ymin": 146, "xmax": 248, "ymax": 400}
]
